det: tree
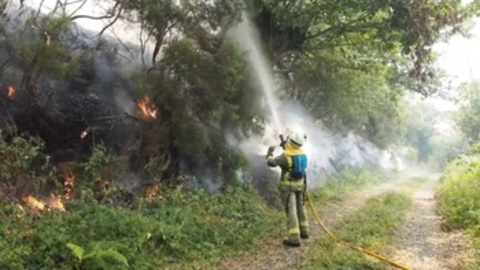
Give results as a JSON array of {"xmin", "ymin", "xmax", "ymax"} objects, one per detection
[
  {"xmin": 106, "ymin": 0, "xmax": 267, "ymax": 185},
  {"xmin": 2, "ymin": 0, "xmax": 479, "ymax": 189},
  {"xmin": 250, "ymin": 0, "xmax": 478, "ymax": 92},
  {"xmin": 242, "ymin": 0, "xmax": 479, "ymax": 148},
  {"xmin": 456, "ymin": 80, "xmax": 480, "ymax": 143}
]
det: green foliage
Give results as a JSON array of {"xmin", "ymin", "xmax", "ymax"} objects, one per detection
[
  {"xmin": 138, "ymin": 36, "xmax": 264, "ymax": 183},
  {"xmin": 302, "ymin": 192, "xmax": 411, "ymax": 269},
  {"xmin": 456, "ymin": 80, "xmax": 480, "ymax": 143},
  {"xmin": 252, "ymin": 0, "xmax": 476, "ymax": 87},
  {"xmin": 437, "ymin": 154, "xmax": 480, "ymax": 231},
  {"xmin": 0, "ymin": 130, "xmax": 53, "ymax": 195},
  {"xmin": 437, "ymin": 152, "xmax": 480, "ymax": 264},
  {"xmin": 66, "ymin": 242, "xmax": 129, "ymax": 269},
  {"xmin": 309, "ymin": 166, "xmax": 386, "ymax": 206},
  {"xmin": 428, "ymin": 134, "xmax": 467, "ymax": 169},
  {"xmin": 7, "ymin": 14, "xmax": 79, "ymax": 90},
  {"xmin": 246, "ymin": 0, "xmax": 479, "ymax": 147},
  {"xmin": 295, "ymin": 53, "xmax": 407, "ymax": 146},
  {"xmin": 401, "ymin": 96, "xmax": 458, "ymax": 164},
  {"xmin": 404, "ymin": 114, "xmax": 435, "ymax": 163},
  {"xmin": 0, "ymin": 183, "xmax": 281, "ymax": 269},
  {"xmin": 71, "ymin": 146, "xmax": 129, "ymax": 204}
]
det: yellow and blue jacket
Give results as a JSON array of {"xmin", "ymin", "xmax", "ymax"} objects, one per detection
[{"xmin": 267, "ymin": 140, "xmax": 307, "ymax": 186}]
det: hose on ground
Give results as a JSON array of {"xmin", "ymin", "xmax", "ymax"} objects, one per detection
[{"xmin": 305, "ymin": 191, "xmax": 412, "ymax": 270}]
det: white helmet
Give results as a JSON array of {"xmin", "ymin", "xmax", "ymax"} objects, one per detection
[{"xmin": 289, "ymin": 130, "xmax": 307, "ymax": 146}]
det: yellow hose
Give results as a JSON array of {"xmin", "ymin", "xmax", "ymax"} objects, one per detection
[{"xmin": 306, "ymin": 191, "xmax": 412, "ymax": 270}]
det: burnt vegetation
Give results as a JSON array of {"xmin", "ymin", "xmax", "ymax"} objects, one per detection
[
  {"xmin": 0, "ymin": 0, "xmax": 477, "ymax": 200},
  {"xmin": 0, "ymin": 0, "xmax": 480, "ymax": 267}
]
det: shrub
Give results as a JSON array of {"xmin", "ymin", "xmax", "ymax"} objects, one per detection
[
  {"xmin": 0, "ymin": 130, "xmax": 55, "ymax": 199},
  {"xmin": 0, "ymin": 183, "xmax": 281, "ymax": 269},
  {"xmin": 437, "ymin": 154, "xmax": 480, "ymax": 230},
  {"xmin": 437, "ymin": 154, "xmax": 480, "ymax": 256}
]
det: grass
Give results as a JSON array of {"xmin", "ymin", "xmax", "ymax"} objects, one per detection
[
  {"xmin": 0, "ymin": 130, "xmax": 394, "ymax": 270},
  {"xmin": 307, "ymin": 166, "xmax": 387, "ymax": 210},
  {"xmin": 301, "ymin": 191, "xmax": 412, "ymax": 269},
  {"xmin": 437, "ymin": 154, "xmax": 480, "ymax": 267},
  {"xmin": 0, "ymin": 135, "xmax": 283, "ymax": 270},
  {"xmin": 213, "ymin": 166, "xmax": 390, "ymax": 268},
  {"xmin": 0, "ymin": 184, "xmax": 282, "ymax": 270}
]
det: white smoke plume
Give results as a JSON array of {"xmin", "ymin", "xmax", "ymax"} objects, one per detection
[
  {"xmin": 229, "ymin": 12, "xmax": 411, "ymax": 188},
  {"xmin": 4, "ymin": 2, "xmax": 412, "ymax": 191}
]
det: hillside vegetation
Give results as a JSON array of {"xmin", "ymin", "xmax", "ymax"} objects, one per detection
[
  {"xmin": 437, "ymin": 146, "xmax": 480, "ymax": 268},
  {"xmin": 0, "ymin": 133, "xmax": 393, "ymax": 269},
  {"xmin": 1, "ymin": 0, "xmax": 480, "ymax": 268}
]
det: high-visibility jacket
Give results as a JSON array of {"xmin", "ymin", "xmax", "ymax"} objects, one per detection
[{"xmin": 267, "ymin": 140, "xmax": 307, "ymax": 186}]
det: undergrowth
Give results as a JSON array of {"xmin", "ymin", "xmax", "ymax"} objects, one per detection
[
  {"xmin": 437, "ymin": 151, "xmax": 480, "ymax": 266},
  {"xmin": 301, "ymin": 191, "xmax": 412, "ymax": 269},
  {"xmin": 0, "ymin": 184, "xmax": 281, "ymax": 269},
  {"xmin": 0, "ymin": 132, "xmax": 392, "ymax": 269},
  {"xmin": 308, "ymin": 166, "xmax": 386, "ymax": 209},
  {"xmin": 0, "ymin": 132, "xmax": 281, "ymax": 269}
]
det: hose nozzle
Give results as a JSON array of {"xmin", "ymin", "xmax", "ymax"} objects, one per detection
[{"xmin": 279, "ymin": 134, "xmax": 287, "ymax": 149}]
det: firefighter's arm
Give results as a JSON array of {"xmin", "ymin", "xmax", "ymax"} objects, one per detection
[
  {"xmin": 266, "ymin": 148, "xmax": 288, "ymax": 168},
  {"xmin": 266, "ymin": 147, "xmax": 280, "ymax": 167}
]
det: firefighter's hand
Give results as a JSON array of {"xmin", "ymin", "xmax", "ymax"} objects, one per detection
[{"xmin": 267, "ymin": 146, "xmax": 275, "ymax": 157}]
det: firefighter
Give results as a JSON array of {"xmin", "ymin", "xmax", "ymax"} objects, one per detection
[{"xmin": 266, "ymin": 130, "xmax": 309, "ymax": 247}]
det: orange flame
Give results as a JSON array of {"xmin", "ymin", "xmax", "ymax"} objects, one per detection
[
  {"xmin": 22, "ymin": 193, "xmax": 66, "ymax": 213},
  {"xmin": 8, "ymin": 86, "xmax": 15, "ymax": 99},
  {"xmin": 80, "ymin": 127, "xmax": 90, "ymax": 139},
  {"xmin": 46, "ymin": 193, "xmax": 66, "ymax": 212},
  {"xmin": 137, "ymin": 95, "xmax": 157, "ymax": 119},
  {"xmin": 23, "ymin": 195, "xmax": 46, "ymax": 211},
  {"xmin": 57, "ymin": 162, "xmax": 76, "ymax": 200},
  {"xmin": 64, "ymin": 168, "xmax": 76, "ymax": 200}
]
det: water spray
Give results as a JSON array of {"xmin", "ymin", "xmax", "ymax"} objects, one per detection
[
  {"xmin": 230, "ymin": 11, "xmax": 284, "ymax": 135},
  {"xmin": 229, "ymin": 10, "xmax": 411, "ymax": 188}
]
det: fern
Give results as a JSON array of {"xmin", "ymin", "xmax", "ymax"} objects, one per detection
[
  {"xmin": 66, "ymin": 242, "xmax": 129, "ymax": 269},
  {"xmin": 67, "ymin": 243, "xmax": 85, "ymax": 261}
]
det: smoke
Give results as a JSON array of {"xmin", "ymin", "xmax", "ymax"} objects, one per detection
[
  {"xmin": 229, "ymin": 12, "xmax": 412, "ymax": 189},
  {"xmin": 3, "ymin": 2, "xmax": 415, "ymax": 192},
  {"xmin": 4, "ymin": 1, "xmax": 147, "ymax": 116}
]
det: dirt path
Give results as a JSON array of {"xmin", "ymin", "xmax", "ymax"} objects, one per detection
[
  {"xmin": 214, "ymin": 172, "xmax": 424, "ymax": 270},
  {"xmin": 388, "ymin": 175, "xmax": 478, "ymax": 270}
]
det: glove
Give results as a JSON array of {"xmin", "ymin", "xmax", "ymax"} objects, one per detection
[{"xmin": 266, "ymin": 146, "xmax": 275, "ymax": 158}]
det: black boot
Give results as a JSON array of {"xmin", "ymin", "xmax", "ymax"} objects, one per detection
[{"xmin": 283, "ymin": 239, "xmax": 301, "ymax": 247}]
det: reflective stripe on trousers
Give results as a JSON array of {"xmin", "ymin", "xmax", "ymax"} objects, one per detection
[{"xmin": 281, "ymin": 185, "xmax": 308, "ymax": 243}]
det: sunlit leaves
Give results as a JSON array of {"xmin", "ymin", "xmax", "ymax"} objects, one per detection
[
  {"xmin": 253, "ymin": 0, "xmax": 477, "ymax": 89},
  {"xmin": 456, "ymin": 80, "xmax": 480, "ymax": 143}
]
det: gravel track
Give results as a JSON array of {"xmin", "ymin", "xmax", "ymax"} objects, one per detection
[
  {"xmin": 388, "ymin": 175, "xmax": 478, "ymax": 270},
  {"xmin": 214, "ymin": 172, "xmax": 421, "ymax": 270}
]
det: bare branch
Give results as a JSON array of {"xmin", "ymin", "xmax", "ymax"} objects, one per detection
[
  {"xmin": 108, "ymin": 28, "xmax": 134, "ymax": 61},
  {"xmin": 68, "ymin": 0, "xmax": 87, "ymax": 17},
  {"xmin": 34, "ymin": 0, "xmax": 46, "ymax": 21},
  {"xmin": 64, "ymin": 0, "xmax": 86, "ymax": 6},
  {"xmin": 305, "ymin": 13, "xmax": 370, "ymax": 40},
  {"xmin": 151, "ymin": 17, "xmax": 182, "ymax": 65},
  {"xmin": 70, "ymin": 0, "xmax": 120, "ymax": 21},
  {"xmin": 97, "ymin": 6, "xmax": 123, "ymax": 37},
  {"xmin": 139, "ymin": 21, "xmax": 152, "ymax": 68},
  {"xmin": 48, "ymin": 0, "xmax": 62, "ymax": 16}
]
